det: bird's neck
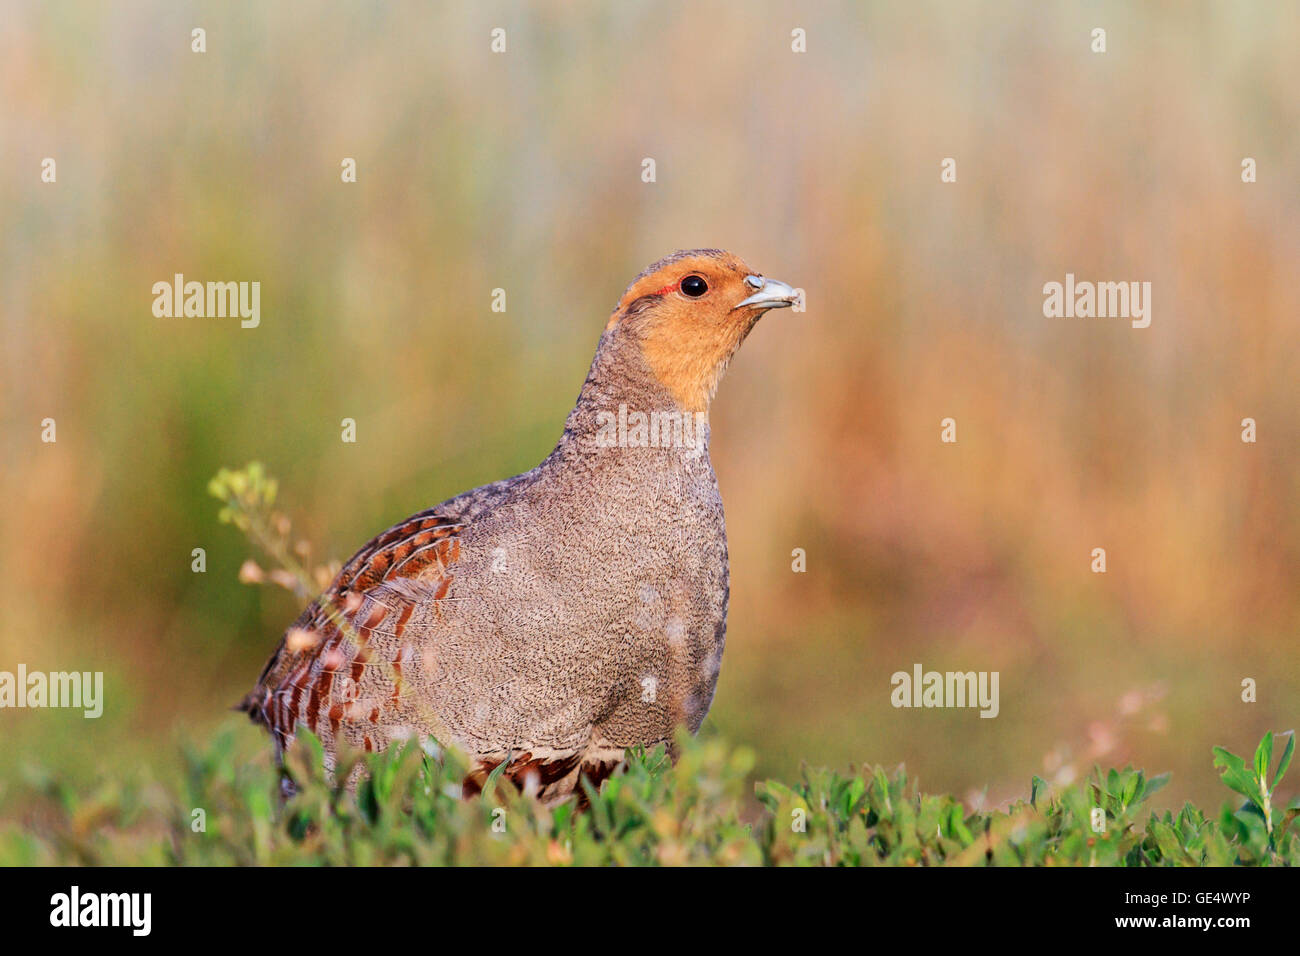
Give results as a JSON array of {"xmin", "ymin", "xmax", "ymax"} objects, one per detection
[{"xmin": 551, "ymin": 330, "xmax": 713, "ymax": 465}]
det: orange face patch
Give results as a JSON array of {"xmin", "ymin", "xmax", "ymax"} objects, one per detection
[{"xmin": 605, "ymin": 251, "xmax": 768, "ymax": 411}]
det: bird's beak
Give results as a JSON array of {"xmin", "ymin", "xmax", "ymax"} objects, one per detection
[{"xmin": 732, "ymin": 275, "xmax": 799, "ymax": 312}]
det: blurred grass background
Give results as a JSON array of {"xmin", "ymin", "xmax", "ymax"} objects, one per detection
[{"xmin": 1, "ymin": 0, "xmax": 1297, "ymax": 813}]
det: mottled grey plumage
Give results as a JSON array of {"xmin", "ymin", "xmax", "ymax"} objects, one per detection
[{"xmin": 243, "ymin": 249, "xmax": 795, "ymax": 802}]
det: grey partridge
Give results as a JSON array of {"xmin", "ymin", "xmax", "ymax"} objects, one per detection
[{"xmin": 240, "ymin": 249, "xmax": 798, "ymax": 803}]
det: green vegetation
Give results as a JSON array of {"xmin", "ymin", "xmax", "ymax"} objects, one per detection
[{"xmin": 0, "ymin": 728, "xmax": 1294, "ymax": 866}]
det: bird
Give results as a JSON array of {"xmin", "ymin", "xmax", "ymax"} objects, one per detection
[{"xmin": 240, "ymin": 249, "xmax": 799, "ymax": 804}]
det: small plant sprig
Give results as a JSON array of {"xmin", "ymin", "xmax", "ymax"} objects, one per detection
[
  {"xmin": 208, "ymin": 462, "xmax": 340, "ymax": 602},
  {"xmin": 1213, "ymin": 730, "xmax": 1298, "ymax": 863}
]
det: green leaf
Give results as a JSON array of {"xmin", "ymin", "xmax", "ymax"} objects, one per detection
[
  {"xmin": 1121, "ymin": 772, "xmax": 1140, "ymax": 807},
  {"xmin": 1144, "ymin": 773, "xmax": 1171, "ymax": 800},
  {"xmin": 1273, "ymin": 732, "xmax": 1294, "ymax": 790},
  {"xmin": 1213, "ymin": 747, "xmax": 1261, "ymax": 807},
  {"xmin": 481, "ymin": 754, "xmax": 511, "ymax": 804},
  {"xmin": 1255, "ymin": 731, "xmax": 1273, "ymax": 784},
  {"xmin": 1222, "ymin": 768, "xmax": 1261, "ymax": 805},
  {"xmin": 1212, "ymin": 746, "xmax": 1246, "ymax": 776}
]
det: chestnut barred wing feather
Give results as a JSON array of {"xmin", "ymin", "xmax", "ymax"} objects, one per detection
[{"xmin": 239, "ymin": 511, "xmax": 463, "ymax": 754}]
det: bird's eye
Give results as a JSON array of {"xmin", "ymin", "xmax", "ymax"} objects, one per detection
[{"xmin": 680, "ymin": 275, "xmax": 708, "ymax": 298}]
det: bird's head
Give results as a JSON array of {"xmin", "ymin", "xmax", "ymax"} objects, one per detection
[{"xmin": 605, "ymin": 249, "xmax": 798, "ymax": 412}]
